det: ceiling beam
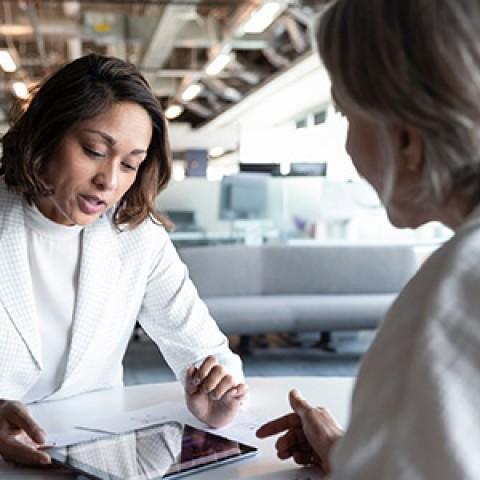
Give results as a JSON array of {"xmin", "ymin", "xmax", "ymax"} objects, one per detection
[{"xmin": 141, "ymin": 5, "xmax": 196, "ymax": 70}]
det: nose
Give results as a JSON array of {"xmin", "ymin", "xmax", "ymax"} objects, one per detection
[{"xmin": 93, "ymin": 160, "xmax": 118, "ymax": 191}]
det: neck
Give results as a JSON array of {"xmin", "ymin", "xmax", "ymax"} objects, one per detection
[
  {"xmin": 438, "ymin": 194, "xmax": 477, "ymax": 231},
  {"xmin": 33, "ymin": 196, "xmax": 76, "ymax": 226}
]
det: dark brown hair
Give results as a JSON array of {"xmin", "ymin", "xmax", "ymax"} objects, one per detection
[{"xmin": 0, "ymin": 53, "xmax": 172, "ymax": 229}]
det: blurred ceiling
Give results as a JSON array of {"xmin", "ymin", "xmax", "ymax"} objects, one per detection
[{"xmin": 0, "ymin": 0, "xmax": 325, "ymax": 127}]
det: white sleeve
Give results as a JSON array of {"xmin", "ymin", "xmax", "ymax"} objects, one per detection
[{"xmin": 136, "ymin": 227, "xmax": 244, "ymax": 386}]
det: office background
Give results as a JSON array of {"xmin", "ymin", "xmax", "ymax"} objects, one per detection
[{"xmin": 0, "ymin": 0, "xmax": 448, "ymax": 383}]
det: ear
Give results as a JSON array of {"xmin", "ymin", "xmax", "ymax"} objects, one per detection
[{"xmin": 392, "ymin": 124, "xmax": 425, "ymax": 176}]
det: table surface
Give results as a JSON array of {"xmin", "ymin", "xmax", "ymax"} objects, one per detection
[{"xmin": 0, "ymin": 376, "xmax": 354, "ymax": 480}]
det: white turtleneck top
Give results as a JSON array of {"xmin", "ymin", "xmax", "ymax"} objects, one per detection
[{"xmin": 22, "ymin": 201, "xmax": 83, "ymax": 403}]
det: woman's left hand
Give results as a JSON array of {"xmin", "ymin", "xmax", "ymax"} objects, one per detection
[{"xmin": 185, "ymin": 356, "xmax": 247, "ymax": 428}]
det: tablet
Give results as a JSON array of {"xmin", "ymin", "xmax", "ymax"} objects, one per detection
[{"xmin": 46, "ymin": 421, "xmax": 258, "ymax": 479}]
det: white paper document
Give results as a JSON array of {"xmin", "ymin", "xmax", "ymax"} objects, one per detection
[
  {"xmin": 190, "ymin": 409, "xmax": 266, "ymax": 446},
  {"xmin": 75, "ymin": 401, "xmax": 183, "ymax": 435},
  {"xmin": 75, "ymin": 401, "xmax": 266, "ymax": 446}
]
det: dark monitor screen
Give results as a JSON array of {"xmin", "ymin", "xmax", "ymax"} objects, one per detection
[
  {"xmin": 239, "ymin": 162, "xmax": 327, "ymax": 177},
  {"xmin": 219, "ymin": 174, "xmax": 268, "ymax": 220}
]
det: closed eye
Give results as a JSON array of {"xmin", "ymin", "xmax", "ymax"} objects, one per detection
[
  {"xmin": 83, "ymin": 146, "xmax": 106, "ymax": 158},
  {"xmin": 122, "ymin": 161, "xmax": 138, "ymax": 171}
]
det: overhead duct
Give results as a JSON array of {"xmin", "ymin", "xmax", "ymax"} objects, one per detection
[{"xmin": 141, "ymin": 5, "xmax": 198, "ymax": 70}]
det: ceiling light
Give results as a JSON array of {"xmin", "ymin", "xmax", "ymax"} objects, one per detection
[
  {"xmin": 181, "ymin": 83, "xmax": 203, "ymax": 102},
  {"xmin": 12, "ymin": 81, "xmax": 28, "ymax": 99},
  {"xmin": 0, "ymin": 25, "xmax": 33, "ymax": 36},
  {"xmin": 209, "ymin": 146, "xmax": 225, "ymax": 158},
  {"xmin": 0, "ymin": 50, "xmax": 16, "ymax": 73},
  {"xmin": 243, "ymin": 2, "xmax": 283, "ymax": 34},
  {"xmin": 205, "ymin": 53, "xmax": 233, "ymax": 76},
  {"xmin": 63, "ymin": 1, "xmax": 81, "ymax": 16},
  {"xmin": 165, "ymin": 104, "xmax": 184, "ymax": 120}
]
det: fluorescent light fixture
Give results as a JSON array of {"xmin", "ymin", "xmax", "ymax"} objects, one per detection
[
  {"xmin": 0, "ymin": 50, "xmax": 16, "ymax": 73},
  {"xmin": 12, "ymin": 81, "xmax": 28, "ymax": 99},
  {"xmin": 205, "ymin": 53, "xmax": 233, "ymax": 76},
  {"xmin": 181, "ymin": 83, "xmax": 203, "ymax": 102},
  {"xmin": 0, "ymin": 25, "xmax": 33, "ymax": 36},
  {"xmin": 63, "ymin": 1, "xmax": 81, "ymax": 16},
  {"xmin": 243, "ymin": 2, "xmax": 283, "ymax": 34},
  {"xmin": 209, "ymin": 146, "xmax": 225, "ymax": 158},
  {"xmin": 165, "ymin": 104, "xmax": 184, "ymax": 120}
]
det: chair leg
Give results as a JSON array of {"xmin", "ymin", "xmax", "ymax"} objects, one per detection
[
  {"xmin": 235, "ymin": 335, "xmax": 254, "ymax": 355},
  {"xmin": 315, "ymin": 331, "xmax": 336, "ymax": 353}
]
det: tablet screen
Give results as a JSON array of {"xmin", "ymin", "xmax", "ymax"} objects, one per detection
[{"xmin": 47, "ymin": 421, "xmax": 257, "ymax": 479}]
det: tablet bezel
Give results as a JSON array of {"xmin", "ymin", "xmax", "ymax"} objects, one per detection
[{"xmin": 46, "ymin": 422, "xmax": 258, "ymax": 480}]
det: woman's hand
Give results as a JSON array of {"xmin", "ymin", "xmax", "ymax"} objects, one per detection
[
  {"xmin": 0, "ymin": 399, "xmax": 51, "ymax": 466},
  {"xmin": 184, "ymin": 356, "xmax": 248, "ymax": 428},
  {"xmin": 256, "ymin": 389, "xmax": 344, "ymax": 475}
]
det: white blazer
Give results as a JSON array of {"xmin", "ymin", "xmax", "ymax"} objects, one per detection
[{"xmin": 0, "ymin": 181, "xmax": 243, "ymax": 401}]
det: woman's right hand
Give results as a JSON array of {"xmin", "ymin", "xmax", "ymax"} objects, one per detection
[
  {"xmin": 256, "ymin": 389, "xmax": 344, "ymax": 475},
  {"xmin": 0, "ymin": 399, "xmax": 51, "ymax": 466}
]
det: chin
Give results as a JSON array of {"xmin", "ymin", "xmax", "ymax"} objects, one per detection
[
  {"xmin": 71, "ymin": 212, "xmax": 103, "ymax": 226},
  {"xmin": 386, "ymin": 209, "xmax": 429, "ymax": 230}
]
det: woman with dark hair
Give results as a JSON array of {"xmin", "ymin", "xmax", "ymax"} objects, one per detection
[
  {"xmin": 0, "ymin": 54, "xmax": 246, "ymax": 466},
  {"xmin": 258, "ymin": 0, "xmax": 480, "ymax": 478}
]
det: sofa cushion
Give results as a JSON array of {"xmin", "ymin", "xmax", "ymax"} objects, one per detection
[
  {"xmin": 262, "ymin": 245, "xmax": 416, "ymax": 295},
  {"xmin": 205, "ymin": 294, "xmax": 396, "ymax": 335},
  {"xmin": 179, "ymin": 246, "xmax": 262, "ymax": 297}
]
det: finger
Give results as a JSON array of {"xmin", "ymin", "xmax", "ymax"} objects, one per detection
[
  {"xmin": 275, "ymin": 428, "xmax": 308, "ymax": 455},
  {"xmin": 293, "ymin": 450, "xmax": 313, "ymax": 465},
  {"xmin": 230, "ymin": 382, "xmax": 248, "ymax": 400},
  {"xmin": 209, "ymin": 373, "xmax": 236, "ymax": 400},
  {"xmin": 199, "ymin": 365, "xmax": 228, "ymax": 394},
  {"xmin": 1, "ymin": 436, "xmax": 51, "ymax": 466},
  {"xmin": 194, "ymin": 356, "xmax": 217, "ymax": 385},
  {"xmin": 9, "ymin": 404, "xmax": 46, "ymax": 445},
  {"xmin": 256, "ymin": 413, "xmax": 301, "ymax": 438},
  {"xmin": 277, "ymin": 447, "xmax": 293, "ymax": 460},
  {"xmin": 289, "ymin": 389, "xmax": 312, "ymax": 418},
  {"xmin": 212, "ymin": 383, "xmax": 249, "ymax": 408},
  {"xmin": 185, "ymin": 366, "xmax": 199, "ymax": 395}
]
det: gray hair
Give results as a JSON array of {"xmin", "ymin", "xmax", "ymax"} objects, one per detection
[{"xmin": 315, "ymin": 0, "xmax": 480, "ymax": 209}]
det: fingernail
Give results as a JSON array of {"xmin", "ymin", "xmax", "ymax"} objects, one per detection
[
  {"xmin": 192, "ymin": 377, "xmax": 200, "ymax": 386},
  {"xmin": 39, "ymin": 442, "xmax": 56, "ymax": 449},
  {"xmin": 40, "ymin": 456, "xmax": 51, "ymax": 465}
]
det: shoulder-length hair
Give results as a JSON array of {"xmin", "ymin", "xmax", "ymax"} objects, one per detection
[
  {"xmin": 316, "ymin": 0, "xmax": 480, "ymax": 210},
  {"xmin": 0, "ymin": 53, "xmax": 171, "ymax": 229}
]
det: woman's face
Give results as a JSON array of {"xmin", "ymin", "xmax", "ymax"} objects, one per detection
[
  {"xmin": 35, "ymin": 101, "xmax": 153, "ymax": 226},
  {"xmin": 333, "ymin": 87, "xmax": 432, "ymax": 229}
]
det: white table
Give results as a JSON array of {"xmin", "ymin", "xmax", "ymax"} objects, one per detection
[{"xmin": 0, "ymin": 377, "xmax": 354, "ymax": 479}]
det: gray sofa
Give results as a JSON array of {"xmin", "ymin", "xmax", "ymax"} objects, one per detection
[{"xmin": 178, "ymin": 244, "xmax": 418, "ymax": 336}]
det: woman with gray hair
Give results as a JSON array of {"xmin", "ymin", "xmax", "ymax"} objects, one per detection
[{"xmin": 257, "ymin": 0, "xmax": 480, "ymax": 478}]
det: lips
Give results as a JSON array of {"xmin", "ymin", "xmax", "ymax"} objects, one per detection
[{"xmin": 78, "ymin": 194, "xmax": 106, "ymax": 215}]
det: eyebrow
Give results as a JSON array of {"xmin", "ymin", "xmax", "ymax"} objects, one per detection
[{"xmin": 83, "ymin": 128, "xmax": 148, "ymax": 155}]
